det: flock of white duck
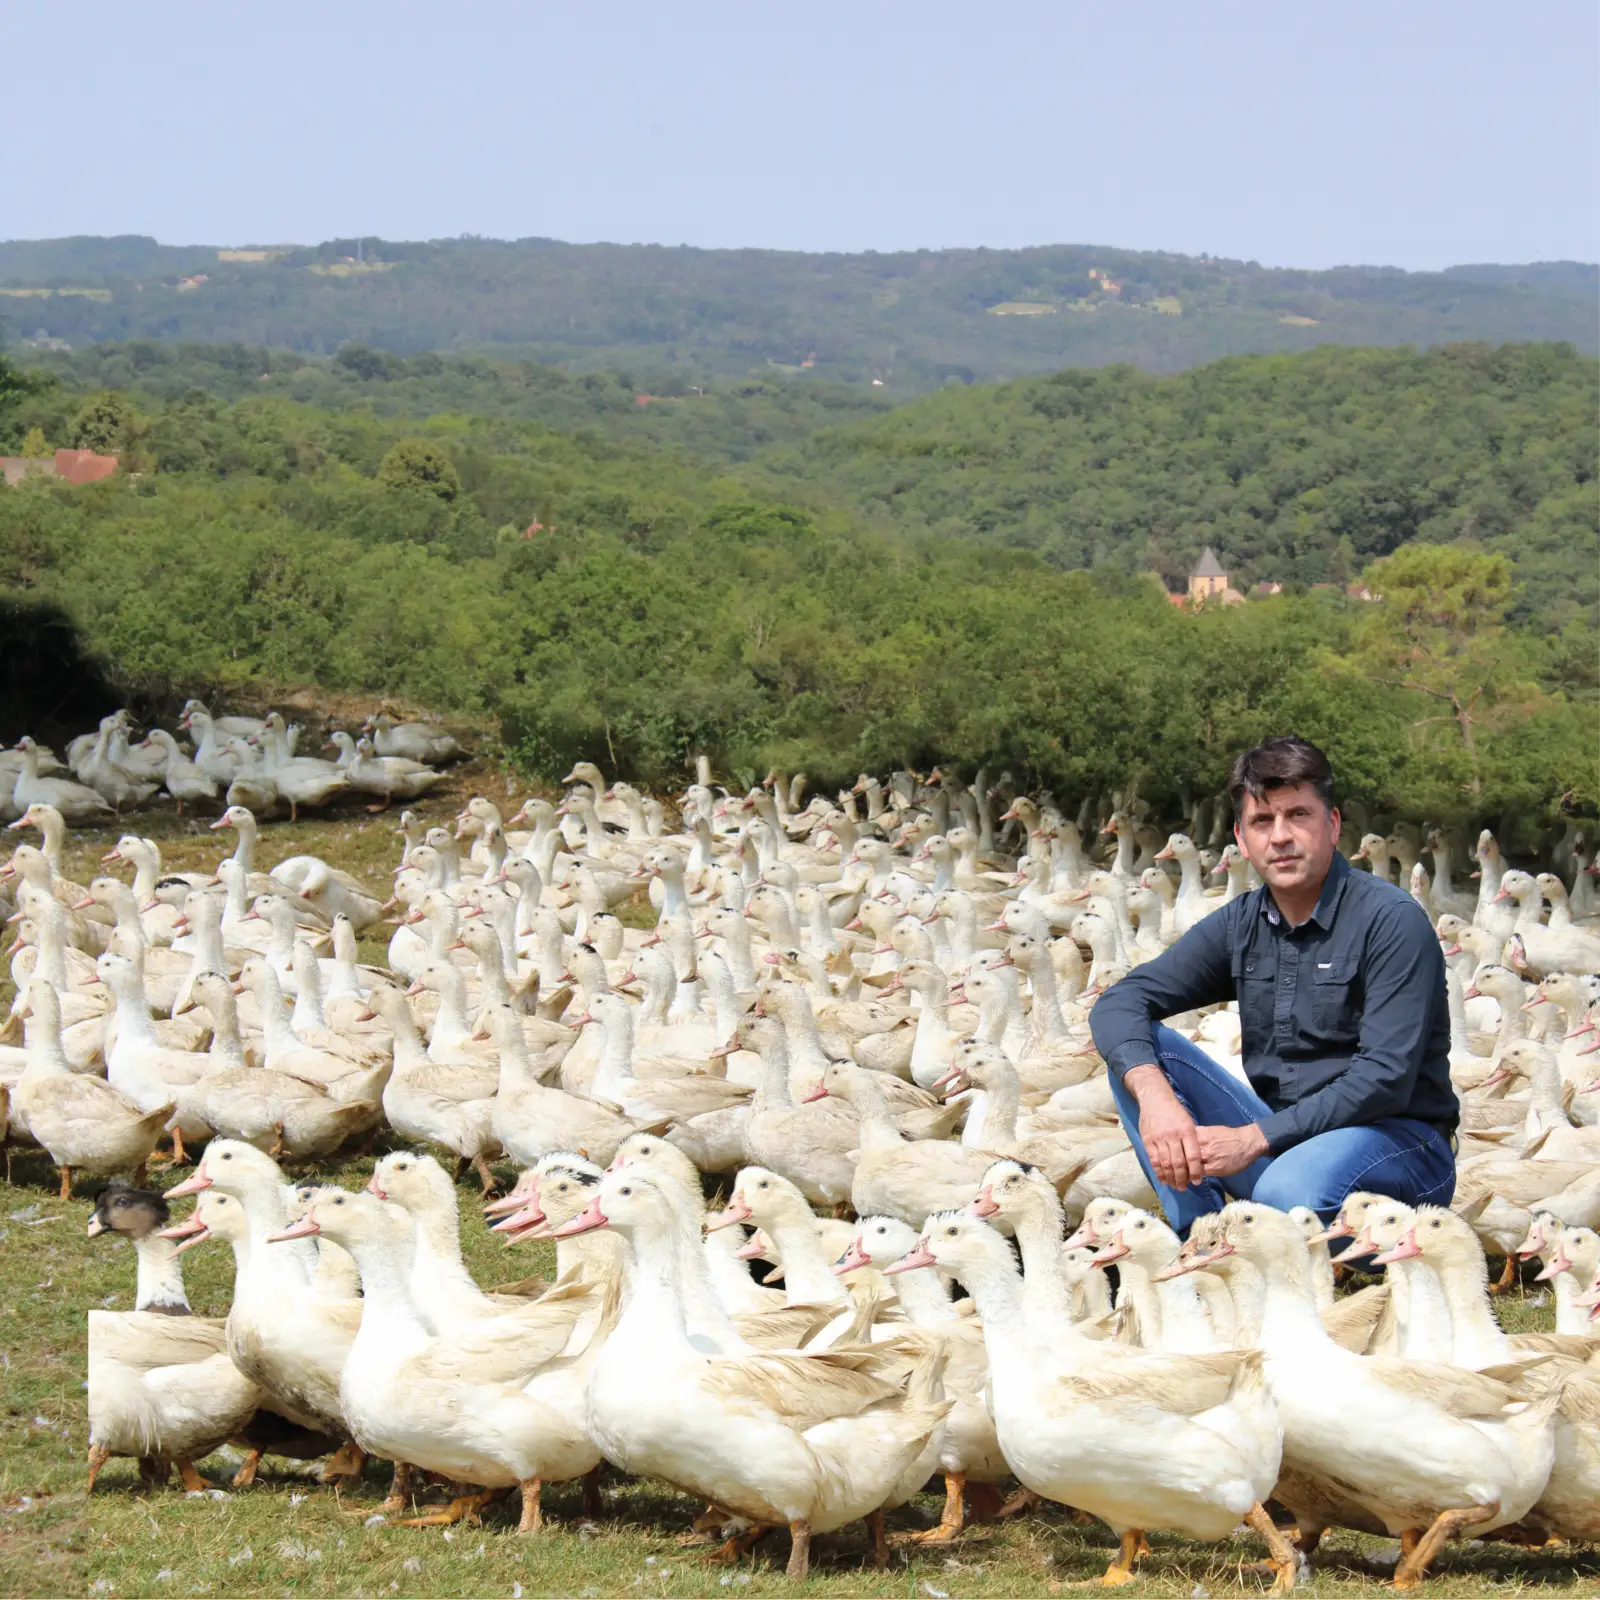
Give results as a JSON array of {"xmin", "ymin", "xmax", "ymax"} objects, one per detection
[
  {"xmin": 2, "ymin": 702, "xmax": 458, "ymax": 825},
  {"xmin": 3, "ymin": 737, "xmax": 1599, "ymax": 1590}
]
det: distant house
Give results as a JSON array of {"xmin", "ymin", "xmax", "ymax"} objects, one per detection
[
  {"xmin": 0, "ymin": 448, "xmax": 119, "ymax": 486},
  {"xmin": 1254, "ymin": 580, "xmax": 1284, "ymax": 597},
  {"xmin": 1183, "ymin": 546, "xmax": 1244, "ymax": 606}
]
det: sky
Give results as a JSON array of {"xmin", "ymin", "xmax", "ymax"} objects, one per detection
[{"xmin": 3, "ymin": 0, "xmax": 1596, "ymax": 269}]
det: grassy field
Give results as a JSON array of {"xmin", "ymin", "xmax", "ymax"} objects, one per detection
[{"xmin": 3, "ymin": 791, "xmax": 1598, "ymax": 1598}]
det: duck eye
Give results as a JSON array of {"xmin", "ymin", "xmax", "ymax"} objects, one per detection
[
  {"xmin": 946, "ymin": 1226, "xmax": 957, "ymax": 1236},
  {"xmin": 620, "ymin": 1186, "xmax": 632, "ymax": 1197}
]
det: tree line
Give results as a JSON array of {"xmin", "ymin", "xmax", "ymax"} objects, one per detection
[{"xmin": 0, "ymin": 341, "xmax": 1592, "ymax": 844}]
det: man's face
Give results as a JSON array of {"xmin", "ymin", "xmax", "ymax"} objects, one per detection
[{"xmin": 1234, "ymin": 783, "xmax": 1340, "ymax": 901}]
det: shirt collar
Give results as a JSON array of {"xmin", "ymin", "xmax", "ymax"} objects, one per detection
[{"xmin": 1258, "ymin": 848, "xmax": 1349, "ymax": 930}]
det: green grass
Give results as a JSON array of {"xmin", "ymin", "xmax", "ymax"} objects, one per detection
[{"xmin": 3, "ymin": 802, "xmax": 1598, "ymax": 1597}]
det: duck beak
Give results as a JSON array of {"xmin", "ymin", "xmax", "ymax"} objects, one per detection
[
  {"xmin": 1534, "ymin": 1250, "xmax": 1573, "ymax": 1282},
  {"xmin": 733, "ymin": 1233, "xmax": 768, "ymax": 1261},
  {"xmin": 549, "ymin": 1197, "xmax": 608, "ymax": 1237},
  {"xmin": 1090, "ymin": 1240, "xmax": 1130, "ymax": 1269},
  {"xmin": 884, "ymin": 1238, "xmax": 938, "ymax": 1275},
  {"xmin": 163, "ymin": 1169, "xmax": 213, "ymax": 1198},
  {"xmin": 267, "ymin": 1216, "xmax": 321, "ymax": 1243},
  {"xmin": 970, "ymin": 1188, "xmax": 1000, "ymax": 1220},
  {"xmin": 832, "ymin": 1241, "xmax": 873, "ymax": 1276},
  {"xmin": 1371, "ymin": 1228, "xmax": 1423, "ymax": 1266},
  {"xmin": 365, "ymin": 1174, "xmax": 388, "ymax": 1200},
  {"xmin": 158, "ymin": 1215, "xmax": 213, "ymax": 1254},
  {"xmin": 706, "ymin": 1194, "xmax": 753, "ymax": 1231},
  {"xmin": 801, "ymin": 1084, "xmax": 830, "ymax": 1103}
]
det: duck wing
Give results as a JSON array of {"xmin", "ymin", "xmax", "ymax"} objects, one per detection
[
  {"xmin": 1060, "ymin": 1349, "xmax": 1253, "ymax": 1417},
  {"xmin": 1362, "ymin": 1358, "xmax": 1523, "ymax": 1417},
  {"xmin": 705, "ymin": 1348, "xmax": 902, "ymax": 1432}
]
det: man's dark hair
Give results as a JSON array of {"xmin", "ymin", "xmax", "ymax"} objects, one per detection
[{"xmin": 1228, "ymin": 735, "xmax": 1336, "ymax": 819}]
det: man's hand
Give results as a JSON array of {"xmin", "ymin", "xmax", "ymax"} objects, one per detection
[
  {"xmin": 1124, "ymin": 1065, "xmax": 1205, "ymax": 1190},
  {"xmin": 1196, "ymin": 1122, "xmax": 1269, "ymax": 1178}
]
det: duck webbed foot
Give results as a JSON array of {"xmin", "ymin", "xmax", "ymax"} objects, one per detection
[
  {"xmin": 1244, "ymin": 1502, "xmax": 1300, "ymax": 1595},
  {"xmin": 395, "ymin": 1488, "xmax": 497, "ymax": 1529},
  {"xmin": 318, "ymin": 1441, "xmax": 367, "ymax": 1483},
  {"xmin": 1392, "ymin": 1502, "xmax": 1499, "ymax": 1591},
  {"xmin": 896, "ymin": 1472, "xmax": 967, "ymax": 1543}
]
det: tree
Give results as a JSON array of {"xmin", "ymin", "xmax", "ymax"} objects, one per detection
[
  {"xmin": 1335, "ymin": 545, "xmax": 1551, "ymax": 800},
  {"xmin": 20, "ymin": 426, "xmax": 49, "ymax": 459},
  {"xmin": 376, "ymin": 438, "xmax": 460, "ymax": 501},
  {"xmin": 71, "ymin": 391, "xmax": 136, "ymax": 453}
]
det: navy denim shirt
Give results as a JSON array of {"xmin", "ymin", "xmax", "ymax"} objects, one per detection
[{"xmin": 1089, "ymin": 850, "xmax": 1457, "ymax": 1153}]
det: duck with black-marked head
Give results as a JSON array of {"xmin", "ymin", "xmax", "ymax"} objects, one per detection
[{"xmin": 86, "ymin": 1184, "xmax": 264, "ymax": 1494}]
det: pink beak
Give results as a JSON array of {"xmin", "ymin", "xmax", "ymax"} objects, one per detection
[
  {"xmin": 163, "ymin": 1169, "xmax": 213, "ymax": 1199},
  {"xmin": 549, "ymin": 1196, "xmax": 609, "ymax": 1237},
  {"xmin": 884, "ymin": 1238, "xmax": 938, "ymax": 1275},
  {"xmin": 1371, "ymin": 1227, "xmax": 1423, "ymax": 1266},
  {"xmin": 266, "ymin": 1215, "xmax": 321, "ymax": 1243}
]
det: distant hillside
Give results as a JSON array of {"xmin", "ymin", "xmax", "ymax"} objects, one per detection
[
  {"xmin": 1, "ymin": 234, "xmax": 1594, "ymax": 398},
  {"xmin": 15, "ymin": 339, "xmax": 892, "ymax": 462},
  {"xmin": 757, "ymin": 342, "xmax": 1600, "ymax": 634}
]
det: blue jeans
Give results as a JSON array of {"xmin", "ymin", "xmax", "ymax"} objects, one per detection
[{"xmin": 1109, "ymin": 1026, "xmax": 1457, "ymax": 1233}]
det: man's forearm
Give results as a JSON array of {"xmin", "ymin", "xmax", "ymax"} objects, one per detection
[{"xmin": 1122, "ymin": 1063, "xmax": 1175, "ymax": 1104}]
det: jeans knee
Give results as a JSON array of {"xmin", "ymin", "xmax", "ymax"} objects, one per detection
[{"xmin": 1250, "ymin": 1168, "xmax": 1319, "ymax": 1215}]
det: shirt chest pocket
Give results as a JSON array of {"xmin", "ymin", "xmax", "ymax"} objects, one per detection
[
  {"xmin": 1236, "ymin": 955, "xmax": 1276, "ymax": 1038},
  {"xmin": 1311, "ymin": 957, "xmax": 1361, "ymax": 1037}
]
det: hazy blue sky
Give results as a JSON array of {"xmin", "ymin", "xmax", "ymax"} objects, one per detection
[{"xmin": 4, "ymin": 0, "xmax": 1595, "ymax": 268}]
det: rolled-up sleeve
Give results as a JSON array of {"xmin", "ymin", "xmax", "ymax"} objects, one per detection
[
  {"xmin": 1088, "ymin": 907, "xmax": 1238, "ymax": 1082},
  {"xmin": 1255, "ymin": 898, "xmax": 1444, "ymax": 1152}
]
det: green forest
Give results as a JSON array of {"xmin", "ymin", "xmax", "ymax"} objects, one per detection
[
  {"xmin": 1, "ymin": 336, "xmax": 1594, "ymax": 840},
  {"xmin": 2, "ymin": 234, "xmax": 1595, "ymax": 395},
  {"xmin": 761, "ymin": 342, "xmax": 1599, "ymax": 631}
]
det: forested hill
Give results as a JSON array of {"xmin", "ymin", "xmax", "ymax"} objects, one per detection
[
  {"xmin": 1, "ymin": 234, "xmax": 1594, "ymax": 396},
  {"xmin": 759, "ymin": 342, "xmax": 1600, "ymax": 632}
]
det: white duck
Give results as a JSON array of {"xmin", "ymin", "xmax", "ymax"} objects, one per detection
[
  {"xmin": 273, "ymin": 1188, "xmax": 594, "ymax": 1532},
  {"xmin": 553, "ymin": 1165, "xmax": 949, "ymax": 1578},
  {"xmin": 1205, "ymin": 1200, "xmax": 1560, "ymax": 1586},
  {"xmin": 886, "ymin": 1211, "xmax": 1294, "ymax": 1593}
]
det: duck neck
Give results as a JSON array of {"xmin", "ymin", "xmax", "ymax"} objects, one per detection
[
  {"xmin": 966, "ymin": 1070, "xmax": 1020, "ymax": 1148},
  {"xmin": 428, "ymin": 972, "xmax": 473, "ymax": 1054},
  {"xmin": 409, "ymin": 1201, "xmax": 477, "ymax": 1298},
  {"xmin": 1445, "ymin": 965, "xmax": 1472, "ymax": 1056},
  {"xmin": 845, "ymin": 1079, "xmax": 902, "ymax": 1148},
  {"xmin": 751, "ymin": 1034, "xmax": 794, "ymax": 1110},
  {"xmin": 1554, "ymin": 1262, "xmax": 1594, "ymax": 1334},
  {"xmin": 1255, "ymin": 1245, "xmax": 1333, "ymax": 1350},
  {"xmin": 888, "ymin": 1259, "xmax": 961, "ymax": 1325},
  {"xmin": 1022, "ymin": 956, "xmax": 1069, "ymax": 1039},
  {"xmin": 591, "ymin": 1011, "xmax": 637, "ymax": 1100},
  {"xmin": 387, "ymin": 1000, "xmax": 431, "ymax": 1075},
  {"xmin": 1389, "ymin": 1257, "xmax": 1454, "ymax": 1361},
  {"xmin": 347, "ymin": 1228, "xmax": 433, "ymax": 1349},
  {"xmin": 24, "ymin": 1001, "xmax": 71, "ymax": 1074},
  {"xmin": 614, "ymin": 1214, "xmax": 693, "ymax": 1347},
  {"xmin": 765, "ymin": 1213, "xmax": 848, "ymax": 1306},
  {"xmin": 134, "ymin": 1234, "xmax": 192, "ymax": 1313},
  {"xmin": 1206, "ymin": 1258, "xmax": 1267, "ymax": 1345},
  {"xmin": 230, "ymin": 817, "xmax": 258, "ymax": 876},
  {"xmin": 638, "ymin": 964, "xmax": 672, "ymax": 1026},
  {"xmin": 237, "ymin": 1182, "xmax": 315, "ymax": 1295},
  {"xmin": 1010, "ymin": 1199, "xmax": 1076, "ymax": 1329},
  {"xmin": 207, "ymin": 990, "xmax": 248, "ymax": 1071},
  {"xmin": 256, "ymin": 972, "xmax": 300, "ymax": 1063},
  {"xmin": 1432, "ymin": 1254, "xmax": 1509, "ymax": 1366},
  {"xmin": 109, "ymin": 967, "xmax": 161, "ymax": 1050}
]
